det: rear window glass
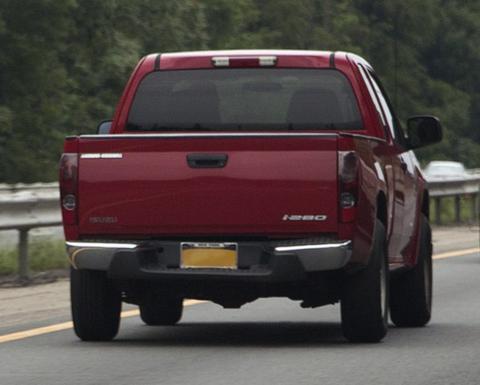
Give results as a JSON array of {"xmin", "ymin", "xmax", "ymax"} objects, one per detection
[{"xmin": 127, "ymin": 68, "xmax": 362, "ymax": 131}]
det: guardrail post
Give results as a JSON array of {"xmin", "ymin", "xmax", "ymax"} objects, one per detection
[
  {"xmin": 471, "ymin": 193, "xmax": 478, "ymax": 223},
  {"xmin": 18, "ymin": 228, "xmax": 30, "ymax": 281},
  {"xmin": 454, "ymin": 195, "xmax": 461, "ymax": 224},
  {"xmin": 434, "ymin": 197, "xmax": 442, "ymax": 225},
  {"xmin": 476, "ymin": 190, "xmax": 480, "ymax": 224}
]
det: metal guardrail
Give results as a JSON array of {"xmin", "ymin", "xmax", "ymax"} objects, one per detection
[
  {"xmin": 0, "ymin": 183, "xmax": 61, "ymax": 280},
  {"xmin": 426, "ymin": 174, "xmax": 480, "ymax": 225},
  {"xmin": 0, "ymin": 173, "xmax": 479, "ymax": 280}
]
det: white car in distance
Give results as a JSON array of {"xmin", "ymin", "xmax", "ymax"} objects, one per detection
[{"xmin": 423, "ymin": 161, "xmax": 468, "ymax": 181}]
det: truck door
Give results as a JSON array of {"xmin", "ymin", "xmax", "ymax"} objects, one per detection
[
  {"xmin": 357, "ymin": 64, "xmax": 407, "ymax": 262},
  {"xmin": 399, "ymin": 151, "xmax": 419, "ymax": 258},
  {"xmin": 364, "ymin": 68, "xmax": 416, "ymax": 263}
]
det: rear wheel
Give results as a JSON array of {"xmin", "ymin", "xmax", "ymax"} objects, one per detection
[
  {"xmin": 140, "ymin": 297, "xmax": 183, "ymax": 326},
  {"xmin": 390, "ymin": 214, "xmax": 432, "ymax": 327},
  {"xmin": 71, "ymin": 268, "xmax": 121, "ymax": 341},
  {"xmin": 341, "ymin": 220, "xmax": 389, "ymax": 343}
]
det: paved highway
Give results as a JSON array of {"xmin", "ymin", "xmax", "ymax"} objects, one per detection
[{"xmin": 0, "ymin": 227, "xmax": 479, "ymax": 385}]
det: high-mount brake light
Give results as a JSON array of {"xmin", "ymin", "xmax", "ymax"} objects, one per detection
[
  {"xmin": 258, "ymin": 56, "xmax": 277, "ymax": 66},
  {"xmin": 212, "ymin": 57, "xmax": 230, "ymax": 67},
  {"xmin": 212, "ymin": 56, "xmax": 277, "ymax": 68},
  {"xmin": 59, "ymin": 153, "xmax": 78, "ymax": 224},
  {"xmin": 338, "ymin": 151, "xmax": 359, "ymax": 222}
]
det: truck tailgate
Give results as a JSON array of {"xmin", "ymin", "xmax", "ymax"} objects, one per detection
[{"xmin": 77, "ymin": 135, "xmax": 339, "ymax": 237}]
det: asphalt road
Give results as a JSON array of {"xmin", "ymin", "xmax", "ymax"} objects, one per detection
[{"xmin": 0, "ymin": 229, "xmax": 479, "ymax": 385}]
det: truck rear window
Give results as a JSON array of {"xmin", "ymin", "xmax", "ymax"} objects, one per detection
[{"xmin": 127, "ymin": 69, "xmax": 362, "ymax": 131}]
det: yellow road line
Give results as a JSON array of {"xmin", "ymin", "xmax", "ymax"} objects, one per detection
[
  {"xmin": 0, "ymin": 299, "xmax": 203, "ymax": 344},
  {"xmin": 0, "ymin": 321, "xmax": 74, "ymax": 344},
  {"xmin": 433, "ymin": 247, "xmax": 480, "ymax": 260}
]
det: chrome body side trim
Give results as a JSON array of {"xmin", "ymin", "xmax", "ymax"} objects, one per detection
[{"xmin": 80, "ymin": 153, "xmax": 123, "ymax": 159}]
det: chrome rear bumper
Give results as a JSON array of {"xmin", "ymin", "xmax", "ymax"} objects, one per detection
[
  {"xmin": 67, "ymin": 241, "xmax": 138, "ymax": 270},
  {"xmin": 66, "ymin": 239, "xmax": 352, "ymax": 274}
]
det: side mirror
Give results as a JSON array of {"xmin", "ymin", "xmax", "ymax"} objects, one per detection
[
  {"xmin": 96, "ymin": 120, "xmax": 112, "ymax": 135},
  {"xmin": 406, "ymin": 116, "xmax": 442, "ymax": 150}
]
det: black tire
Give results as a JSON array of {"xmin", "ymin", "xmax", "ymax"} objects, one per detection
[
  {"xmin": 341, "ymin": 220, "xmax": 389, "ymax": 343},
  {"xmin": 390, "ymin": 214, "xmax": 432, "ymax": 327},
  {"xmin": 70, "ymin": 268, "xmax": 121, "ymax": 341},
  {"xmin": 140, "ymin": 297, "xmax": 183, "ymax": 326}
]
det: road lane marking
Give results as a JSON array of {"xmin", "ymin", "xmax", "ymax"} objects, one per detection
[
  {"xmin": 0, "ymin": 299, "xmax": 203, "ymax": 344},
  {"xmin": 433, "ymin": 247, "xmax": 480, "ymax": 260},
  {"xmin": 0, "ymin": 321, "xmax": 74, "ymax": 344}
]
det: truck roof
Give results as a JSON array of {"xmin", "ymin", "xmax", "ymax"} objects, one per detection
[
  {"xmin": 139, "ymin": 50, "xmax": 373, "ymax": 71},
  {"xmin": 161, "ymin": 49, "xmax": 333, "ymax": 58}
]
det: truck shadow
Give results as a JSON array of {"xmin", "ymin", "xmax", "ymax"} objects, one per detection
[
  {"xmin": 109, "ymin": 322, "xmax": 470, "ymax": 348},
  {"xmin": 114, "ymin": 321, "xmax": 348, "ymax": 347}
]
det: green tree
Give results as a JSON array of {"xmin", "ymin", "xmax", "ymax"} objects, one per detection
[{"xmin": 0, "ymin": 0, "xmax": 479, "ymax": 182}]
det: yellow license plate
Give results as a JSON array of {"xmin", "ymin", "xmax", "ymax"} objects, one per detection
[{"xmin": 180, "ymin": 242, "xmax": 238, "ymax": 269}]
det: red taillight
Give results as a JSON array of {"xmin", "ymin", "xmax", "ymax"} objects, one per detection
[
  {"xmin": 59, "ymin": 153, "xmax": 78, "ymax": 225},
  {"xmin": 338, "ymin": 151, "xmax": 358, "ymax": 222}
]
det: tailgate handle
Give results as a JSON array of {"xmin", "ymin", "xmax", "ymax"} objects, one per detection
[{"xmin": 187, "ymin": 153, "xmax": 228, "ymax": 168}]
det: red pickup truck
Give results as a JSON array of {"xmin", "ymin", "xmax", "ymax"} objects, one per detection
[{"xmin": 60, "ymin": 50, "xmax": 442, "ymax": 343}]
